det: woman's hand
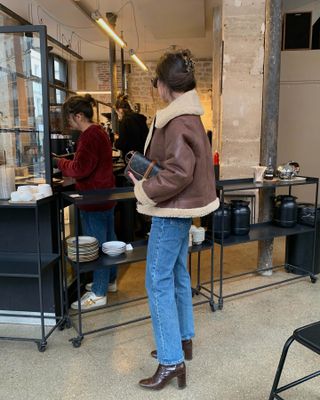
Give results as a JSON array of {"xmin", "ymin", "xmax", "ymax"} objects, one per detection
[
  {"xmin": 51, "ymin": 156, "xmax": 60, "ymax": 169},
  {"xmin": 128, "ymin": 171, "xmax": 138, "ymax": 185}
]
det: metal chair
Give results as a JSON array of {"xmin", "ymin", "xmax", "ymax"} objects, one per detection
[{"xmin": 269, "ymin": 321, "xmax": 320, "ymax": 400}]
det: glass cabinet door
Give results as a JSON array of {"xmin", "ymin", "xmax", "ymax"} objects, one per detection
[{"xmin": 0, "ymin": 25, "xmax": 51, "ymax": 184}]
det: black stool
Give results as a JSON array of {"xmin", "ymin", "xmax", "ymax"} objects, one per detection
[{"xmin": 269, "ymin": 321, "xmax": 320, "ymax": 399}]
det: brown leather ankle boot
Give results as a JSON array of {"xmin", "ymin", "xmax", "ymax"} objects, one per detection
[
  {"xmin": 139, "ymin": 362, "xmax": 186, "ymax": 390},
  {"xmin": 151, "ymin": 339, "xmax": 193, "ymax": 360}
]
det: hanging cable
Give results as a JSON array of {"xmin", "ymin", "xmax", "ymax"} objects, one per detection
[
  {"xmin": 116, "ymin": 1, "xmax": 140, "ymax": 50},
  {"xmin": 36, "ymin": 4, "xmax": 93, "ymax": 29},
  {"xmin": 71, "ymin": 31, "xmax": 109, "ymax": 50}
]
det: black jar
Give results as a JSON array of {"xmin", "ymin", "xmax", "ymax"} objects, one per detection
[
  {"xmin": 213, "ymin": 203, "xmax": 231, "ymax": 239},
  {"xmin": 273, "ymin": 195, "xmax": 297, "ymax": 227},
  {"xmin": 231, "ymin": 200, "xmax": 251, "ymax": 235}
]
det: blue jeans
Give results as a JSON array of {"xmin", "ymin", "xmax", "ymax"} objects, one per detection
[
  {"xmin": 146, "ymin": 217, "xmax": 194, "ymax": 365},
  {"xmin": 80, "ymin": 209, "xmax": 117, "ymax": 296}
]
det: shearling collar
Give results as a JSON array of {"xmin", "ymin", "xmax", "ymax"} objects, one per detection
[
  {"xmin": 143, "ymin": 89, "xmax": 204, "ymax": 154},
  {"xmin": 155, "ymin": 89, "xmax": 204, "ymax": 129}
]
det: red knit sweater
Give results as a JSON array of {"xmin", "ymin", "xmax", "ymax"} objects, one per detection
[{"xmin": 57, "ymin": 124, "xmax": 115, "ymax": 211}]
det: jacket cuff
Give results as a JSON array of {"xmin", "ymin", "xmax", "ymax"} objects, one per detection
[{"xmin": 134, "ymin": 179, "xmax": 157, "ymax": 206}]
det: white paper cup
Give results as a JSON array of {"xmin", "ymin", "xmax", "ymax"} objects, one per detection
[
  {"xmin": 252, "ymin": 166, "xmax": 267, "ymax": 183},
  {"xmin": 192, "ymin": 227, "xmax": 205, "ymax": 245}
]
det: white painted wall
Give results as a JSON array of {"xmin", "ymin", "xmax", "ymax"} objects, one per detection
[{"xmin": 278, "ymin": 50, "xmax": 320, "ymax": 202}]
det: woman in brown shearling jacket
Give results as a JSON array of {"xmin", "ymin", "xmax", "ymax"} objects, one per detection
[{"xmin": 128, "ymin": 50, "xmax": 219, "ymax": 391}]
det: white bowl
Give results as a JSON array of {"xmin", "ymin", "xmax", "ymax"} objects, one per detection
[
  {"xmin": 102, "ymin": 241, "xmax": 126, "ymax": 250},
  {"xmin": 103, "ymin": 248, "xmax": 126, "ymax": 256}
]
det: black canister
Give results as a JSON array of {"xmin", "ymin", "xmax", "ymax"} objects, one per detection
[
  {"xmin": 273, "ymin": 195, "xmax": 297, "ymax": 227},
  {"xmin": 231, "ymin": 200, "xmax": 251, "ymax": 235},
  {"xmin": 213, "ymin": 203, "xmax": 231, "ymax": 239}
]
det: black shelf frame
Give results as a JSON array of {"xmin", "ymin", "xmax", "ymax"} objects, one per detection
[
  {"xmin": 206, "ymin": 177, "xmax": 319, "ymax": 309},
  {"xmin": 61, "ymin": 187, "xmax": 215, "ymax": 348},
  {"xmin": 0, "ymin": 195, "xmax": 66, "ymax": 351}
]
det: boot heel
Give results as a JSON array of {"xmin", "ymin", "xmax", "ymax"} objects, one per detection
[
  {"xmin": 177, "ymin": 372, "xmax": 186, "ymax": 389},
  {"xmin": 184, "ymin": 347, "xmax": 192, "ymax": 360},
  {"xmin": 182, "ymin": 340, "xmax": 193, "ymax": 360}
]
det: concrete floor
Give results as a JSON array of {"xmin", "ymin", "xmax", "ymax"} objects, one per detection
[{"xmin": 1, "ymin": 238, "xmax": 319, "ymax": 400}]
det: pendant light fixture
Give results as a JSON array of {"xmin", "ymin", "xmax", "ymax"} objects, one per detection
[
  {"xmin": 129, "ymin": 49, "xmax": 148, "ymax": 72},
  {"xmin": 91, "ymin": 10, "xmax": 127, "ymax": 48}
]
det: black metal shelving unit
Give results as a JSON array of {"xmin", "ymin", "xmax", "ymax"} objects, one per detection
[
  {"xmin": 0, "ymin": 195, "xmax": 65, "ymax": 351},
  {"xmin": 61, "ymin": 187, "xmax": 216, "ymax": 348},
  {"xmin": 203, "ymin": 177, "xmax": 319, "ymax": 310}
]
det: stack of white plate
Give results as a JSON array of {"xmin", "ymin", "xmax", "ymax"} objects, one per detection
[
  {"xmin": 67, "ymin": 236, "xmax": 99, "ymax": 262},
  {"xmin": 102, "ymin": 241, "xmax": 126, "ymax": 257}
]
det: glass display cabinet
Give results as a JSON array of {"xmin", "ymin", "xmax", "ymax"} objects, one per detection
[{"xmin": 0, "ymin": 25, "xmax": 52, "ymax": 189}]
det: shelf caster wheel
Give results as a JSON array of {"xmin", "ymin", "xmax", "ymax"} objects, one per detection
[
  {"xmin": 209, "ymin": 302, "xmax": 218, "ymax": 312},
  {"xmin": 218, "ymin": 300, "xmax": 224, "ymax": 310},
  {"xmin": 37, "ymin": 342, "xmax": 47, "ymax": 352},
  {"xmin": 72, "ymin": 337, "xmax": 82, "ymax": 348},
  {"xmin": 310, "ymin": 276, "xmax": 317, "ymax": 284}
]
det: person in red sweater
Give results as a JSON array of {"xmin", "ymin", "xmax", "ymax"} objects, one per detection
[{"xmin": 53, "ymin": 94, "xmax": 117, "ymax": 310}]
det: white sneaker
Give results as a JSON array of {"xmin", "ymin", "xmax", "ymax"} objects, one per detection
[
  {"xmin": 258, "ymin": 268, "xmax": 273, "ymax": 276},
  {"xmin": 71, "ymin": 292, "xmax": 107, "ymax": 310},
  {"xmin": 85, "ymin": 281, "xmax": 117, "ymax": 293}
]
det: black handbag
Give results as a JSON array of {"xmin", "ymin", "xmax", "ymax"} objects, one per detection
[{"xmin": 124, "ymin": 151, "xmax": 162, "ymax": 181}]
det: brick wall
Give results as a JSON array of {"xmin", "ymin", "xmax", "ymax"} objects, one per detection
[{"xmin": 83, "ymin": 59, "xmax": 213, "ymax": 131}]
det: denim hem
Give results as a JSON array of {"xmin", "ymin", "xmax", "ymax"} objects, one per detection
[
  {"xmin": 181, "ymin": 336, "xmax": 194, "ymax": 341},
  {"xmin": 158, "ymin": 357, "xmax": 184, "ymax": 366},
  {"xmin": 92, "ymin": 291, "xmax": 106, "ymax": 297}
]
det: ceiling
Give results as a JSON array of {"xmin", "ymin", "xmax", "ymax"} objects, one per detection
[{"xmin": 1, "ymin": 0, "xmax": 220, "ymax": 61}]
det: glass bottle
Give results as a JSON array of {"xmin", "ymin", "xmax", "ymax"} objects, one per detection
[{"xmin": 264, "ymin": 157, "xmax": 274, "ymax": 180}]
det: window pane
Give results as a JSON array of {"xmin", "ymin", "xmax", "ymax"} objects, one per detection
[
  {"xmin": 54, "ymin": 56, "xmax": 67, "ymax": 84},
  {"xmin": 56, "ymin": 89, "xmax": 66, "ymax": 104},
  {"xmin": 0, "ymin": 31, "xmax": 46, "ymax": 182}
]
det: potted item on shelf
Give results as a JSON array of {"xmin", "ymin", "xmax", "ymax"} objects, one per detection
[
  {"xmin": 213, "ymin": 203, "xmax": 231, "ymax": 239},
  {"xmin": 273, "ymin": 195, "xmax": 297, "ymax": 227},
  {"xmin": 231, "ymin": 200, "xmax": 251, "ymax": 235}
]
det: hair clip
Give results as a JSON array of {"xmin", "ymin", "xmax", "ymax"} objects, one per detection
[
  {"xmin": 151, "ymin": 77, "xmax": 158, "ymax": 88},
  {"xmin": 183, "ymin": 55, "xmax": 195, "ymax": 73}
]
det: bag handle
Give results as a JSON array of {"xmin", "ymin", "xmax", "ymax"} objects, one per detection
[
  {"xmin": 143, "ymin": 161, "xmax": 156, "ymax": 179},
  {"xmin": 125, "ymin": 150, "xmax": 136, "ymax": 164}
]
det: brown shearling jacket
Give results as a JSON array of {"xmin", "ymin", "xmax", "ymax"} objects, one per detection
[{"xmin": 134, "ymin": 89, "xmax": 219, "ymax": 218}]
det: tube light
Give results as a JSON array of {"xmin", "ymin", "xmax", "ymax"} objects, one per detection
[
  {"xmin": 91, "ymin": 11, "xmax": 127, "ymax": 49},
  {"xmin": 129, "ymin": 49, "xmax": 148, "ymax": 72}
]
